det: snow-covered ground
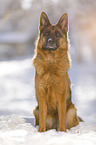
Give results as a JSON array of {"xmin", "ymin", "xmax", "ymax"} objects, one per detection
[{"xmin": 0, "ymin": 57, "xmax": 96, "ymax": 145}]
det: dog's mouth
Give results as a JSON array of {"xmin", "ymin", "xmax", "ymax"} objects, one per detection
[
  {"xmin": 45, "ymin": 43, "xmax": 58, "ymax": 51},
  {"xmin": 43, "ymin": 46, "xmax": 58, "ymax": 51},
  {"xmin": 43, "ymin": 40, "xmax": 58, "ymax": 51}
]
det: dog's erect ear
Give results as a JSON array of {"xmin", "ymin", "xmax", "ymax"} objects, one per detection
[
  {"xmin": 57, "ymin": 13, "xmax": 68, "ymax": 33},
  {"xmin": 39, "ymin": 12, "xmax": 51, "ymax": 32}
]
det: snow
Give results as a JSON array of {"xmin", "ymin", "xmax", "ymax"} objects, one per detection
[
  {"xmin": 0, "ymin": 32, "xmax": 31, "ymax": 43},
  {"xmin": 0, "ymin": 58, "xmax": 37, "ymax": 116},
  {"xmin": 0, "ymin": 57, "xmax": 96, "ymax": 145},
  {"xmin": 0, "ymin": 115, "xmax": 96, "ymax": 145}
]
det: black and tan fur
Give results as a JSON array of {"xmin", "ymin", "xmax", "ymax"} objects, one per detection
[{"xmin": 33, "ymin": 12, "xmax": 80, "ymax": 132}]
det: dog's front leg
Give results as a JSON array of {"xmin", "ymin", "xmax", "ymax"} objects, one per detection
[
  {"xmin": 58, "ymin": 94, "xmax": 66, "ymax": 132},
  {"xmin": 57, "ymin": 73, "xmax": 69, "ymax": 132},
  {"xmin": 39, "ymin": 93, "xmax": 47, "ymax": 132}
]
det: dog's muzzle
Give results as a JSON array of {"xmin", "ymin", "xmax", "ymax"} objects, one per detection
[{"xmin": 44, "ymin": 38, "xmax": 58, "ymax": 51}]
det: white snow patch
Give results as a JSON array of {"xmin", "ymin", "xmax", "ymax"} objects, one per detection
[
  {"xmin": 0, "ymin": 58, "xmax": 37, "ymax": 116},
  {"xmin": 0, "ymin": 32, "xmax": 31, "ymax": 43},
  {"xmin": 0, "ymin": 115, "xmax": 96, "ymax": 145}
]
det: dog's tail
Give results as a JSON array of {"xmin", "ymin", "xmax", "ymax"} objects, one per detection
[{"xmin": 78, "ymin": 116, "xmax": 84, "ymax": 122}]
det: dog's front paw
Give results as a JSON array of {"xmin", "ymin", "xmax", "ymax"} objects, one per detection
[
  {"xmin": 59, "ymin": 127, "xmax": 66, "ymax": 132},
  {"xmin": 39, "ymin": 127, "xmax": 46, "ymax": 132}
]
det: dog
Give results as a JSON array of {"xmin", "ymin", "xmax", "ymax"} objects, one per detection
[{"xmin": 33, "ymin": 12, "xmax": 80, "ymax": 132}]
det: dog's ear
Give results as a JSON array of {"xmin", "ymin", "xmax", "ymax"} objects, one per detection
[
  {"xmin": 39, "ymin": 12, "xmax": 51, "ymax": 32},
  {"xmin": 57, "ymin": 13, "xmax": 68, "ymax": 33}
]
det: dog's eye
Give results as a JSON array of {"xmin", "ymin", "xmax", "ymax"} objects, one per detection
[
  {"xmin": 45, "ymin": 31, "xmax": 50, "ymax": 36},
  {"xmin": 55, "ymin": 31, "xmax": 61, "ymax": 37}
]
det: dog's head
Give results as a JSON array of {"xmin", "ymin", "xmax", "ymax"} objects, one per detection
[{"xmin": 38, "ymin": 12, "xmax": 68, "ymax": 52}]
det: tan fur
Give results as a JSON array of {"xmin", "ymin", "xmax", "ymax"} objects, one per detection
[
  {"xmin": 33, "ymin": 12, "xmax": 79, "ymax": 132},
  {"xmin": 33, "ymin": 104, "xmax": 79, "ymax": 130}
]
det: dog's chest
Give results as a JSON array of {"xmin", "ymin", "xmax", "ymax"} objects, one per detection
[
  {"xmin": 46, "ymin": 83, "xmax": 57, "ymax": 111},
  {"xmin": 37, "ymin": 60, "xmax": 66, "ymax": 111}
]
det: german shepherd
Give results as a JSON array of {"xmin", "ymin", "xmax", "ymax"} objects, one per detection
[{"xmin": 33, "ymin": 12, "xmax": 80, "ymax": 132}]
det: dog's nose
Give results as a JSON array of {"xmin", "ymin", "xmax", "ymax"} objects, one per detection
[{"xmin": 48, "ymin": 38, "xmax": 53, "ymax": 43}]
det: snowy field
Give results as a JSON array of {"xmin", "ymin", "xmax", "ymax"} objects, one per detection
[{"xmin": 0, "ymin": 56, "xmax": 96, "ymax": 145}]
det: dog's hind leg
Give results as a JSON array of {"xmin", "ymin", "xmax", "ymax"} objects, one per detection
[
  {"xmin": 33, "ymin": 105, "xmax": 39, "ymax": 126},
  {"xmin": 66, "ymin": 104, "xmax": 79, "ymax": 129}
]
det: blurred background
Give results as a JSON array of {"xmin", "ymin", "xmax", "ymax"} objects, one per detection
[{"xmin": 0, "ymin": 0, "xmax": 96, "ymax": 126}]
